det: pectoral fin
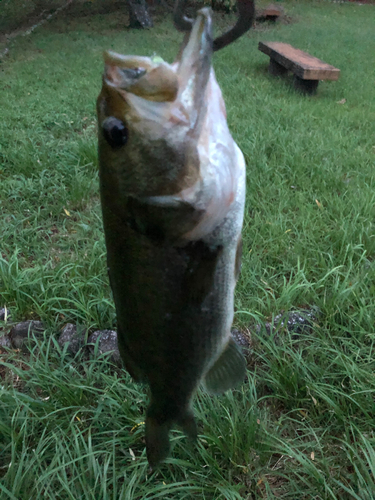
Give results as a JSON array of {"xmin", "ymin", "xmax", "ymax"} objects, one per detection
[{"xmin": 204, "ymin": 337, "xmax": 246, "ymax": 395}]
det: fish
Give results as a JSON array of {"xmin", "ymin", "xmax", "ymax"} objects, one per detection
[{"xmin": 97, "ymin": 2, "xmax": 254, "ymax": 467}]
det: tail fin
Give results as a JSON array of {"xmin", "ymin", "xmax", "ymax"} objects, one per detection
[
  {"xmin": 145, "ymin": 416, "xmax": 171, "ymax": 468},
  {"xmin": 145, "ymin": 409, "xmax": 197, "ymax": 467}
]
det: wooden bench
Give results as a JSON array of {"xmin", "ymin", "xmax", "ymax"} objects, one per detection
[
  {"xmin": 258, "ymin": 41, "xmax": 340, "ymax": 94},
  {"xmin": 256, "ymin": 4, "xmax": 283, "ymax": 22}
]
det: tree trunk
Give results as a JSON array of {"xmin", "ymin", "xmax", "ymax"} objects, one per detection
[{"xmin": 127, "ymin": 0, "xmax": 153, "ymax": 29}]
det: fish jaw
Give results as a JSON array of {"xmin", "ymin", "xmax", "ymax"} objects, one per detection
[
  {"xmin": 173, "ymin": 7, "xmax": 213, "ymax": 134},
  {"xmin": 97, "ymin": 9, "xmax": 214, "ymax": 198}
]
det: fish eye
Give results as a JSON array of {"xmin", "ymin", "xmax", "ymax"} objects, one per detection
[{"xmin": 102, "ymin": 117, "xmax": 128, "ymax": 149}]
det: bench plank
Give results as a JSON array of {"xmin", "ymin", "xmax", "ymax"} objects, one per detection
[
  {"xmin": 256, "ymin": 4, "xmax": 283, "ymax": 20},
  {"xmin": 262, "ymin": 4, "xmax": 282, "ymax": 17},
  {"xmin": 258, "ymin": 41, "xmax": 340, "ymax": 81}
]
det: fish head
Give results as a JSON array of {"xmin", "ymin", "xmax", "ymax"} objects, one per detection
[{"xmin": 97, "ymin": 9, "xmax": 214, "ymax": 198}]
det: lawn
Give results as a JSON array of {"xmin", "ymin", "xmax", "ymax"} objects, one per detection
[{"xmin": 1, "ymin": 0, "xmax": 375, "ymax": 497}]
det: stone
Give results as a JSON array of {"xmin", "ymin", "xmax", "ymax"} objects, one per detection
[
  {"xmin": 257, "ymin": 308, "xmax": 320, "ymax": 340},
  {"xmin": 0, "ymin": 335, "xmax": 11, "ymax": 348},
  {"xmin": 0, "ymin": 308, "xmax": 7, "ymax": 321},
  {"xmin": 232, "ymin": 328, "xmax": 251, "ymax": 350},
  {"xmin": 9, "ymin": 321, "xmax": 45, "ymax": 350},
  {"xmin": 87, "ymin": 330, "xmax": 121, "ymax": 366},
  {"xmin": 58, "ymin": 323, "xmax": 87, "ymax": 356},
  {"xmin": 0, "ymin": 307, "xmax": 11, "ymax": 321}
]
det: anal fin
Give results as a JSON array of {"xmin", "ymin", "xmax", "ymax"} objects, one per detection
[{"xmin": 204, "ymin": 337, "xmax": 246, "ymax": 395}]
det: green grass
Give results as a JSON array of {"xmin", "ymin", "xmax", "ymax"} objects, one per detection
[{"xmin": 1, "ymin": 0, "xmax": 375, "ymax": 497}]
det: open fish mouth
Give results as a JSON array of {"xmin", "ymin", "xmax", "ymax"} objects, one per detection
[
  {"xmin": 96, "ymin": 10, "xmax": 219, "ymax": 201},
  {"xmin": 99, "ymin": 0, "xmax": 255, "ymax": 119},
  {"xmin": 101, "ymin": 8, "xmax": 213, "ymax": 113}
]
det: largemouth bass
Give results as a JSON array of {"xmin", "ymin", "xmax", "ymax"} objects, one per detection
[{"xmin": 97, "ymin": 6, "xmax": 252, "ymax": 467}]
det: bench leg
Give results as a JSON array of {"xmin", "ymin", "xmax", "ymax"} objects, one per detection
[
  {"xmin": 293, "ymin": 76, "xmax": 319, "ymax": 95},
  {"xmin": 268, "ymin": 58, "xmax": 288, "ymax": 77}
]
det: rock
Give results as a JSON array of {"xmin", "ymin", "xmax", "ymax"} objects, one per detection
[
  {"xmin": 232, "ymin": 328, "xmax": 251, "ymax": 350},
  {"xmin": 0, "ymin": 307, "xmax": 11, "ymax": 321},
  {"xmin": 87, "ymin": 330, "xmax": 121, "ymax": 365},
  {"xmin": 0, "ymin": 335, "xmax": 11, "ymax": 348},
  {"xmin": 58, "ymin": 323, "xmax": 87, "ymax": 356},
  {"xmin": 9, "ymin": 321, "xmax": 45, "ymax": 350},
  {"xmin": 257, "ymin": 308, "xmax": 320, "ymax": 341}
]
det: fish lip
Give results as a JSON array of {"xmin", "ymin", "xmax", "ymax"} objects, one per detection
[
  {"xmin": 102, "ymin": 52, "xmax": 155, "ymax": 90},
  {"xmin": 177, "ymin": 8, "xmax": 213, "ymax": 70},
  {"xmin": 174, "ymin": 8, "xmax": 213, "ymax": 129},
  {"xmin": 98, "ymin": 8, "xmax": 214, "ymax": 128},
  {"xmin": 103, "ymin": 51, "xmax": 157, "ymax": 71}
]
